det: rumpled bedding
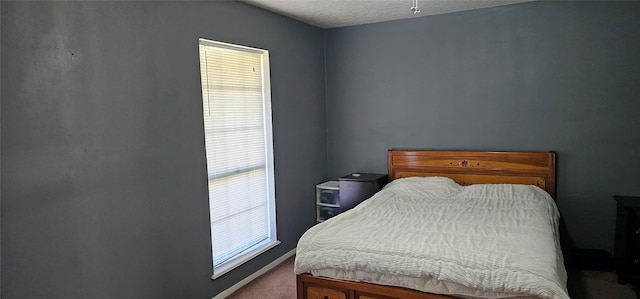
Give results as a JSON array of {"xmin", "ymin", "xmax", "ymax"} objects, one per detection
[{"xmin": 295, "ymin": 177, "xmax": 569, "ymax": 299}]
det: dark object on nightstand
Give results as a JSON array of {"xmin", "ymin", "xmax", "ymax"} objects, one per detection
[
  {"xmin": 573, "ymin": 248, "xmax": 614, "ymax": 271},
  {"xmin": 339, "ymin": 173, "xmax": 388, "ymax": 212},
  {"xmin": 614, "ymin": 195, "xmax": 640, "ymax": 290}
]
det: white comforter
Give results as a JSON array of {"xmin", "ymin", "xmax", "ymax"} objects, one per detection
[{"xmin": 295, "ymin": 177, "xmax": 569, "ymax": 299}]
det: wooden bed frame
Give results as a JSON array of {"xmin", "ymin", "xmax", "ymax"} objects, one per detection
[{"xmin": 297, "ymin": 150, "xmax": 557, "ymax": 299}]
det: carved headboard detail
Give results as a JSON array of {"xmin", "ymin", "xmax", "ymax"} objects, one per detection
[{"xmin": 387, "ymin": 150, "xmax": 556, "ymax": 199}]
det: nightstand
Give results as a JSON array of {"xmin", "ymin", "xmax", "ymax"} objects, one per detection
[
  {"xmin": 339, "ymin": 173, "xmax": 388, "ymax": 212},
  {"xmin": 614, "ymin": 195, "xmax": 640, "ymax": 291}
]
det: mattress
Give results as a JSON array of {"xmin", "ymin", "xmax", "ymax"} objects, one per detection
[{"xmin": 295, "ymin": 177, "xmax": 569, "ymax": 299}]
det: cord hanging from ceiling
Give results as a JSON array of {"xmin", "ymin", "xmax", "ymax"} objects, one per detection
[{"xmin": 411, "ymin": 0, "xmax": 421, "ymax": 14}]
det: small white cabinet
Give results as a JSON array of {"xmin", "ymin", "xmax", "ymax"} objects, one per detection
[{"xmin": 316, "ymin": 181, "xmax": 340, "ymax": 223}]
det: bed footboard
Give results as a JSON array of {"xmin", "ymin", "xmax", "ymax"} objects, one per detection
[{"xmin": 296, "ymin": 273, "xmax": 454, "ymax": 299}]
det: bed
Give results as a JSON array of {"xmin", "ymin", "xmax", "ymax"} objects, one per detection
[{"xmin": 295, "ymin": 150, "xmax": 568, "ymax": 299}]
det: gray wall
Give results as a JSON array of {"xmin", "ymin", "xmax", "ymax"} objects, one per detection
[
  {"xmin": 325, "ymin": 1, "xmax": 640, "ymax": 252},
  {"xmin": 3, "ymin": 0, "xmax": 640, "ymax": 298},
  {"xmin": 0, "ymin": 1, "xmax": 325, "ymax": 298},
  {"xmin": 0, "ymin": 0, "xmax": 3, "ymax": 295}
]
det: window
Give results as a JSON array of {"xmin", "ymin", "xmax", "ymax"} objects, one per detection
[{"xmin": 198, "ymin": 38, "xmax": 278, "ymax": 279}]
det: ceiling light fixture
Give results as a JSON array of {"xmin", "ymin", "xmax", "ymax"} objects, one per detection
[{"xmin": 411, "ymin": 0, "xmax": 421, "ymax": 14}]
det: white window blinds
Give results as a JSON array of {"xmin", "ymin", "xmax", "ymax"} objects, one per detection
[{"xmin": 198, "ymin": 39, "xmax": 278, "ymax": 279}]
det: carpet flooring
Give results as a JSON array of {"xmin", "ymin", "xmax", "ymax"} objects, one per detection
[
  {"xmin": 567, "ymin": 267, "xmax": 637, "ymax": 299},
  {"xmin": 226, "ymin": 256, "xmax": 297, "ymax": 299},
  {"xmin": 226, "ymin": 255, "xmax": 638, "ymax": 299}
]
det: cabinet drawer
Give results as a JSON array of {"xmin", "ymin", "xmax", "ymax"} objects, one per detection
[
  {"xmin": 317, "ymin": 205, "xmax": 340, "ymax": 221},
  {"xmin": 318, "ymin": 189, "xmax": 340, "ymax": 205},
  {"xmin": 614, "ymin": 195, "xmax": 640, "ymax": 284},
  {"xmin": 357, "ymin": 295, "xmax": 391, "ymax": 299},
  {"xmin": 306, "ymin": 286, "xmax": 347, "ymax": 299},
  {"xmin": 356, "ymin": 292, "xmax": 397, "ymax": 299}
]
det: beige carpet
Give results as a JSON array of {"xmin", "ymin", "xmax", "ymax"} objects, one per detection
[
  {"xmin": 567, "ymin": 268, "xmax": 637, "ymax": 299},
  {"xmin": 226, "ymin": 256, "xmax": 297, "ymax": 299},
  {"xmin": 227, "ymin": 255, "xmax": 638, "ymax": 299}
]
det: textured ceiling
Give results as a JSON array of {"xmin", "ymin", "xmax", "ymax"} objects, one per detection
[{"xmin": 242, "ymin": 0, "xmax": 533, "ymax": 28}]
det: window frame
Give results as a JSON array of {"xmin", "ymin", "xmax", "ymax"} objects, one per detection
[{"xmin": 198, "ymin": 38, "xmax": 279, "ymax": 279}]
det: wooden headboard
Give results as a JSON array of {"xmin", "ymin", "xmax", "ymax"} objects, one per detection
[{"xmin": 388, "ymin": 150, "xmax": 556, "ymax": 199}]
